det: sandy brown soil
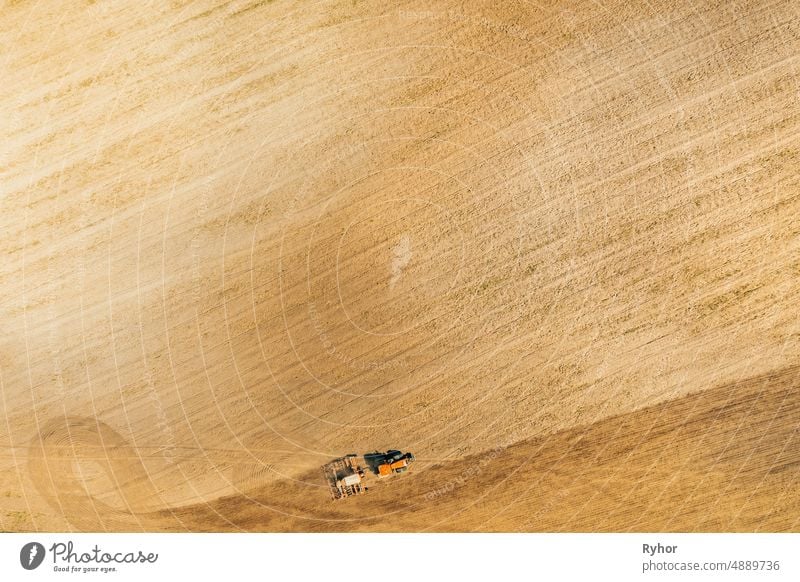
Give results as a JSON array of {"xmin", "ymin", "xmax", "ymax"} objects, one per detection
[{"xmin": 1, "ymin": 0, "xmax": 798, "ymax": 531}]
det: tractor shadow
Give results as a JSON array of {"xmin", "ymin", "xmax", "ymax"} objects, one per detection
[{"xmin": 362, "ymin": 451, "xmax": 389, "ymax": 475}]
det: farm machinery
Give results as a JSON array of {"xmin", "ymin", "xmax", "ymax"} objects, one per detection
[{"xmin": 321, "ymin": 449, "xmax": 415, "ymax": 500}]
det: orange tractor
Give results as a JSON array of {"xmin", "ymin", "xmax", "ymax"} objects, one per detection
[{"xmin": 376, "ymin": 450, "xmax": 415, "ymax": 476}]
